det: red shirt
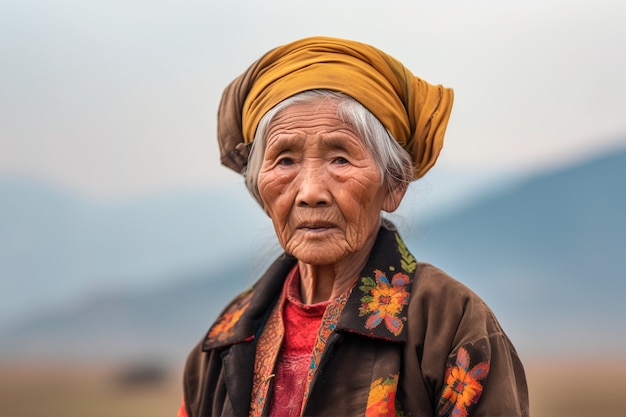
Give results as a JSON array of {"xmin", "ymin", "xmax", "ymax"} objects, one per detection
[{"xmin": 268, "ymin": 267, "xmax": 329, "ymax": 417}]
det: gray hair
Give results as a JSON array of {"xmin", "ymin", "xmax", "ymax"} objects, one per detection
[{"xmin": 243, "ymin": 90, "xmax": 414, "ymax": 206}]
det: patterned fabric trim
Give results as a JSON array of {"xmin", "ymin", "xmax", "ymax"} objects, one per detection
[
  {"xmin": 436, "ymin": 346, "xmax": 490, "ymax": 417},
  {"xmin": 300, "ymin": 289, "xmax": 350, "ymax": 415},
  {"xmin": 249, "ymin": 300, "xmax": 284, "ymax": 417}
]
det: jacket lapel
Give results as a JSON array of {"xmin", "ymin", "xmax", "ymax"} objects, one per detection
[
  {"xmin": 201, "ymin": 254, "xmax": 296, "ymax": 416},
  {"xmin": 304, "ymin": 225, "xmax": 417, "ymax": 416},
  {"xmin": 336, "ymin": 224, "xmax": 416, "ymax": 343}
]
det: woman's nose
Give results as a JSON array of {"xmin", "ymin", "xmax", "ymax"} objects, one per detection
[{"xmin": 295, "ymin": 166, "xmax": 332, "ymax": 207}]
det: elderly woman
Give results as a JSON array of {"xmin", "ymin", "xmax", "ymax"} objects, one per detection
[{"xmin": 179, "ymin": 37, "xmax": 528, "ymax": 417}]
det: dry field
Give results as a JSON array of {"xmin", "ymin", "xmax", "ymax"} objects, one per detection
[{"xmin": 0, "ymin": 357, "xmax": 622, "ymax": 417}]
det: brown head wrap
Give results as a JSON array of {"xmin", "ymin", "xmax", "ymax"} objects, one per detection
[{"xmin": 217, "ymin": 36, "xmax": 453, "ymax": 179}]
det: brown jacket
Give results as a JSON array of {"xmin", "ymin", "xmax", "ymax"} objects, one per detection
[{"xmin": 181, "ymin": 224, "xmax": 529, "ymax": 416}]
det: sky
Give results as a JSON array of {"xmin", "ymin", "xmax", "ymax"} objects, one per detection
[{"xmin": 1, "ymin": 0, "xmax": 625, "ymax": 204}]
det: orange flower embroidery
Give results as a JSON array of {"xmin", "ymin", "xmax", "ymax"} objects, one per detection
[
  {"xmin": 359, "ymin": 269, "xmax": 410, "ymax": 336},
  {"xmin": 207, "ymin": 300, "xmax": 250, "ymax": 343},
  {"xmin": 437, "ymin": 347, "xmax": 490, "ymax": 417},
  {"xmin": 366, "ymin": 374, "xmax": 399, "ymax": 417}
]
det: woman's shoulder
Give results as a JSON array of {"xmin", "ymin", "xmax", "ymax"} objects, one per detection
[
  {"xmin": 411, "ymin": 262, "xmax": 481, "ymax": 300},
  {"xmin": 409, "ymin": 262, "xmax": 503, "ymax": 336}
]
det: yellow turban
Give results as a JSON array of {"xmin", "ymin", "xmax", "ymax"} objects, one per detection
[{"xmin": 217, "ymin": 36, "xmax": 454, "ymax": 179}]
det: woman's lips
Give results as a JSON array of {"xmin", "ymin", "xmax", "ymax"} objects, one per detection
[{"xmin": 297, "ymin": 221, "xmax": 336, "ymax": 232}]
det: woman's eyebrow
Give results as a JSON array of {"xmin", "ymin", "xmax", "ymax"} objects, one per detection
[
  {"xmin": 319, "ymin": 134, "xmax": 361, "ymax": 152},
  {"xmin": 265, "ymin": 134, "xmax": 301, "ymax": 151}
]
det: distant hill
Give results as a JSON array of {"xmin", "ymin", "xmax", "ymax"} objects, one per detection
[
  {"xmin": 405, "ymin": 148, "xmax": 626, "ymax": 356},
  {"xmin": 0, "ymin": 146, "xmax": 624, "ymax": 362},
  {"xmin": 0, "ymin": 179, "xmax": 276, "ymax": 326},
  {"xmin": 0, "ymin": 263, "xmax": 254, "ymax": 364}
]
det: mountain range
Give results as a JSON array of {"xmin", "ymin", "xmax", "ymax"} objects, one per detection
[
  {"xmin": 404, "ymin": 147, "xmax": 626, "ymax": 358},
  {"xmin": 1, "ymin": 145, "xmax": 624, "ymax": 364}
]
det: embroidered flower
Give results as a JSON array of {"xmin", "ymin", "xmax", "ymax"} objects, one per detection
[
  {"xmin": 437, "ymin": 347, "xmax": 490, "ymax": 417},
  {"xmin": 359, "ymin": 269, "xmax": 410, "ymax": 336},
  {"xmin": 366, "ymin": 374, "xmax": 399, "ymax": 417},
  {"xmin": 207, "ymin": 300, "xmax": 250, "ymax": 343}
]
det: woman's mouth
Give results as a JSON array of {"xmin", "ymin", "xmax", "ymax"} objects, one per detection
[{"xmin": 298, "ymin": 221, "xmax": 336, "ymax": 232}]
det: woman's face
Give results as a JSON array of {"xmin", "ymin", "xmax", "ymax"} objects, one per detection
[{"xmin": 257, "ymin": 98, "xmax": 404, "ymax": 266}]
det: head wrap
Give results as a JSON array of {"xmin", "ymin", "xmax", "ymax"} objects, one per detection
[{"xmin": 217, "ymin": 36, "xmax": 454, "ymax": 179}]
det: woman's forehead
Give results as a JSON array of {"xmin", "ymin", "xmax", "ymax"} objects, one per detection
[
  {"xmin": 271, "ymin": 97, "xmax": 342, "ymax": 123},
  {"xmin": 267, "ymin": 101, "xmax": 360, "ymax": 140},
  {"xmin": 265, "ymin": 132, "xmax": 364, "ymax": 153}
]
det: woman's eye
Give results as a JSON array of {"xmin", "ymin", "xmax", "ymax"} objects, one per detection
[
  {"xmin": 277, "ymin": 157, "xmax": 294, "ymax": 166},
  {"xmin": 333, "ymin": 157, "xmax": 349, "ymax": 165}
]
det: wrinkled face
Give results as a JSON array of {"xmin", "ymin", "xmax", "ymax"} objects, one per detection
[{"xmin": 257, "ymin": 98, "xmax": 402, "ymax": 266}]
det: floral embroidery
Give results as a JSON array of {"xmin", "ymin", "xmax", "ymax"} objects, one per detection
[
  {"xmin": 366, "ymin": 374, "xmax": 399, "ymax": 417},
  {"xmin": 437, "ymin": 347, "xmax": 490, "ymax": 417},
  {"xmin": 359, "ymin": 270, "xmax": 410, "ymax": 336},
  {"xmin": 206, "ymin": 299, "xmax": 250, "ymax": 343}
]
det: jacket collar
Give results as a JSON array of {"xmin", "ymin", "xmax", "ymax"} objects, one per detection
[
  {"xmin": 202, "ymin": 254, "xmax": 296, "ymax": 351},
  {"xmin": 202, "ymin": 221, "xmax": 416, "ymax": 350},
  {"xmin": 335, "ymin": 222, "xmax": 416, "ymax": 343}
]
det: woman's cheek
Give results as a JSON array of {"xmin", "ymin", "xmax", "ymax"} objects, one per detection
[
  {"xmin": 260, "ymin": 172, "xmax": 290, "ymax": 204},
  {"xmin": 259, "ymin": 172, "xmax": 293, "ymax": 226},
  {"xmin": 258, "ymin": 169, "xmax": 279, "ymax": 201}
]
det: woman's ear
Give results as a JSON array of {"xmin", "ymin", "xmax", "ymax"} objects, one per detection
[{"xmin": 382, "ymin": 181, "xmax": 408, "ymax": 213}]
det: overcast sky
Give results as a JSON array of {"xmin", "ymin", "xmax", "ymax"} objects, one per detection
[{"xmin": 1, "ymin": 0, "xmax": 625, "ymax": 202}]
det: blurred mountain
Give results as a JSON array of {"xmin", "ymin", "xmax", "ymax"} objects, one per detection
[
  {"xmin": 405, "ymin": 147, "xmax": 626, "ymax": 356},
  {"xmin": 0, "ymin": 179, "xmax": 276, "ymax": 326},
  {"xmin": 0, "ymin": 263, "xmax": 254, "ymax": 364},
  {"xmin": 0, "ymin": 146, "xmax": 624, "ymax": 363}
]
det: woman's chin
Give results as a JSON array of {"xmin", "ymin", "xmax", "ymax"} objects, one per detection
[{"xmin": 287, "ymin": 242, "xmax": 350, "ymax": 266}]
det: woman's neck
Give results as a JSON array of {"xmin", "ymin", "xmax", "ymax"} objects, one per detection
[{"xmin": 297, "ymin": 234, "xmax": 377, "ymax": 304}]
